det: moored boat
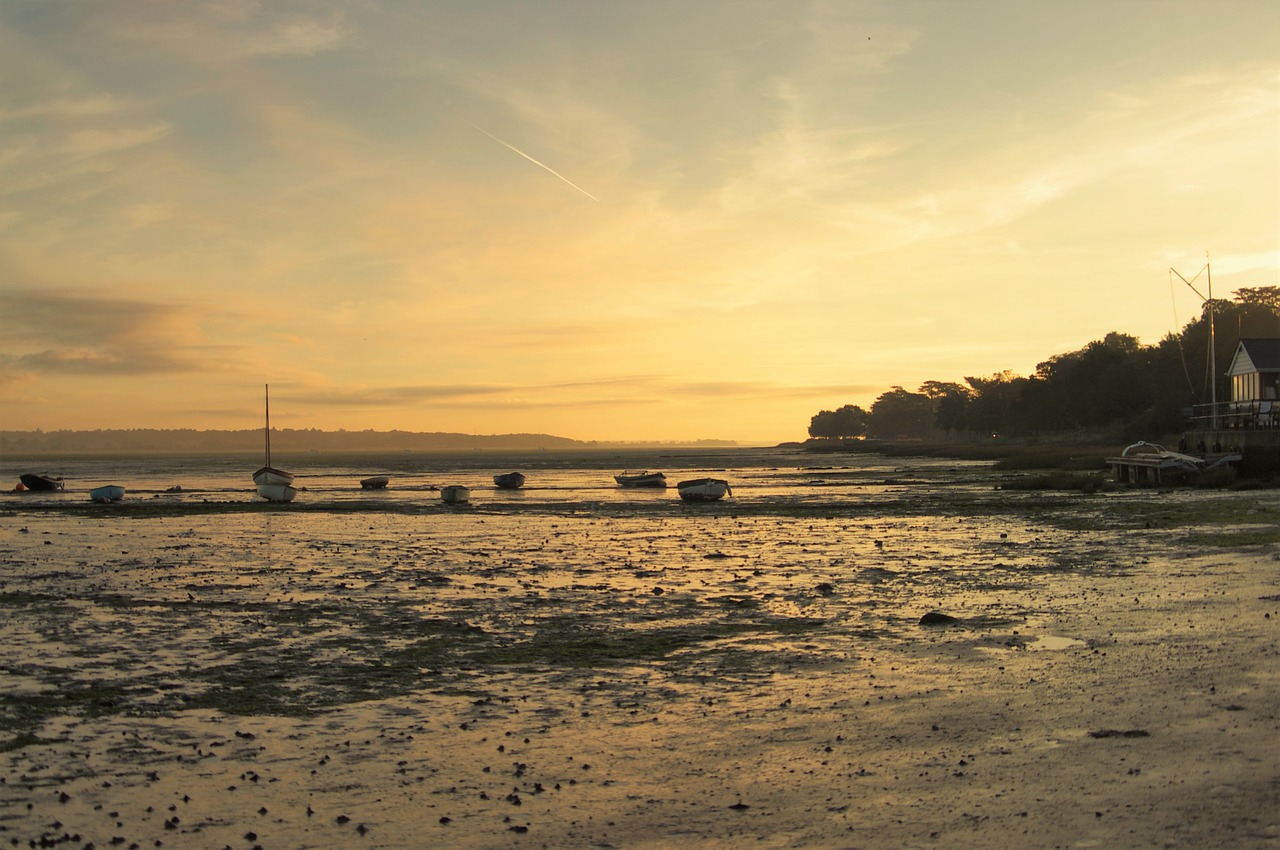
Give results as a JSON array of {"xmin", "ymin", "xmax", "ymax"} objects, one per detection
[
  {"xmin": 615, "ymin": 471, "xmax": 667, "ymax": 488},
  {"xmin": 89, "ymin": 485, "xmax": 125, "ymax": 503},
  {"xmin": 493, "ymin": 471, "xmax": 525, "ymax": 489},
  {"xmin": 18, "ymin": 473, "xmax": 64, "ymax": 491},
  {"xmin": 677, "ymin": 477, "xmax": 732, "ymax": 502},
  {"xmin": 256, "ymin": 483, "xmax": 298, "ymax": 502},
  {"xmin": 440, "ymin": 484, "xmax": 470, "ymax": 504},
  {"xmin": 252, "ymin": 384, "xmax": 296, "ymax": 490},
  {"xmin": 360, "ymin": 475, "xmax": 391, "ymax": 490}
]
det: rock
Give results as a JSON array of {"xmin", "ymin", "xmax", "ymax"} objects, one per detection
[{"xmin": 919, "ymin": 612, "xmax": 961, "ymax": 626}]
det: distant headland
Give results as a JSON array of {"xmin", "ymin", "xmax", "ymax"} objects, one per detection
[{"xmin": 0, "ymin": 429, "xmax": 739, "ymax": 456}]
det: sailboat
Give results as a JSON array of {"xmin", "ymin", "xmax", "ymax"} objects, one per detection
[{"xmin": 252, "ymin": 384, "xmax": 297, "ymax": 502}]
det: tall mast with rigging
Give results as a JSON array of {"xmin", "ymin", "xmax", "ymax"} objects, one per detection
[{"xmin": 1170, "ymin": 253, "xmax": 1216, "ymax": 431}]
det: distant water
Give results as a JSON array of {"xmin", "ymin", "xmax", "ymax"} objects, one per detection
[{"xmin": 1, "ymin": 446, "xmax": 993, "ymax": 513}]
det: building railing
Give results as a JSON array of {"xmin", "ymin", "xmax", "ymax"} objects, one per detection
[{"xmin": 1189, "ymin": 401, "xmax": 1280, "ymax": 431}]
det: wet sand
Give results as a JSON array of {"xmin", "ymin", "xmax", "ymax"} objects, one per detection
[{"xmin": 1, "ymin": 476, "xmax": 1277, "ymax": 849}]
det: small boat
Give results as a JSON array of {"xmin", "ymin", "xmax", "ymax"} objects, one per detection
[
  {"xmin": 89, "ymin": 485, "xmax": 125, "ymax": 503},
  {"xmin": 19, "ymin": 473, "xmax": 64, "ymax": 491},
  {"xmin": 256, "ymin": 483, "xmax": 298, "ymax": 502},
  {"xmin": 493, "ymin": 471, "xmax": 525, "ymax": 489},
  {"xmin": 252, "ymin": 384, "xmax": 296, "ymax": 488},
  {"xmin": 360, "ymin": 475, "xmax": 390, "ymax": 490},
  {"xmin": 440, "ymin": 485, "xmax": 470, "ymax": 505},
  {"xmin": 615, "ymin": 471, "xmax": 667, "ymax": 488},
  {"xmin": 677, "ymin": 477, "xmax": 732, "ymax": 502}
]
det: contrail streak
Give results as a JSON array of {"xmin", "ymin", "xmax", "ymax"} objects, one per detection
[{"xmin": 467, "ymin": 122, "xmax": 598, "ymax": 201}]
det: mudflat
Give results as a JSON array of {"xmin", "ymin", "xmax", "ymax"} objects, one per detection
[{"xmin": 1, "ymin": 466, "xmax": 1277, "ymax": 849}]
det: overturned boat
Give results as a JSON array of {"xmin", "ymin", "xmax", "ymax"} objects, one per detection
[{"xmin": 360, "ymin": 475, "xmax": 391, "ymax": 490}]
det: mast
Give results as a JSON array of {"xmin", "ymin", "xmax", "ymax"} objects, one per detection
[
  {"xmin": 264, "ymin": 383, "xmax": 272, "ymax": 468},
  {"xmin": 1171, "ymin": 253, "xmax": 1217, "ymax": 430},
  {"xmin": 1206, "ymin": 260, "xmax": 1216, "ymax": 430}
]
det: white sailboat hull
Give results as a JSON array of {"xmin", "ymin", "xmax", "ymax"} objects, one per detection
[
  {"xmin": 253, "ymin": 466, "xmax": 295, "ymax": 486},
  {"xmin": 256, "ymin": 483, "xmax": 298, "ymax": 502}
]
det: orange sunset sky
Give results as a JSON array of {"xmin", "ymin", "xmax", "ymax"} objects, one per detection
[{"xmin": 1, "ymin": 1, "xmax": 1277, "ymax": 444}]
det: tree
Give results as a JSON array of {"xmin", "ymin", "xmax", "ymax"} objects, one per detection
[
  {"xmin": 933, "ymin": 384, "xmax": 973, "ymax": 434},
  {"xmin": 808, "ymin": 404, "xmax": 868, "ymax": 439},
  {"xmin": 964, "ymin": 372, "xmax": 1028, "ymax": 436},
  {"xmin": 868, "ymin": 387, "xmax": 933, "ymax": 438}
]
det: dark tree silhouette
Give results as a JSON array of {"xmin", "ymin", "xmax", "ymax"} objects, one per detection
[{"xmin": 805, "ymin": 288, "xmax": 1279, "ymax": 442}]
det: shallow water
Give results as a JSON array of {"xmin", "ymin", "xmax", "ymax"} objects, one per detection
[{"xmin": 1, "ymin": 447, "xmax": 1270, "ymax": 849}]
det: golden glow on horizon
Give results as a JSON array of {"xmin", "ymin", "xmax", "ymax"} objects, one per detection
[{"xmin": 0, "ymin": 2, "xmax": 1276, "ymax": 444}]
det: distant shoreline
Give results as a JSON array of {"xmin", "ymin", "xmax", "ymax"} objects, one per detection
[{"xmin": 0, "ymin": 428, "xmax": 740, "ymax": 457}]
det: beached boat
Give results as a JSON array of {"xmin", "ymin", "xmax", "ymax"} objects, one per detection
[
  {"xmin": 256, "ymin": 483, "xmax": 298, "ymax": 502},
  {"xmin": 493, "ymin": 471, "xmax": 525, "ymax": 489},
  {"xmin": 18, "ymin": 473, "xmax": 64, "ymax": 491},
  {"xmin": 1105, "ymin": 440, "xmax": 1238, "ymax": 486},
  {"xmin": 615, "ymin": 471, "xmax": 667, "ymax": 488},
  {"xmin": 252, "ymin": 384, "xmax": 296, "ymax": 489},
  {"xmin": 677, "ymin": 477, "xmax": 732, "ymax": 502},
  {"xmin": 89, "ymin": 485, "xmax": 125, "ymax": 503},
  {"xmin": 360, "ymin": 475, "xmax": 390, "ymax": 490},
  {"xmin": 440, "ymin": 484, "xmax": 470, "ymax": 504}
]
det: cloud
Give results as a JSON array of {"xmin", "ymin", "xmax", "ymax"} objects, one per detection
[
  {"xmin": 0, "ymin": 94, "xmax": 128, "ymax": 122},
  {"xmin": 0, "ymin": 289, "xmax": 220, "ymax": 376},
  {"xmin": 242, "ymin": 14, "xmax": 351, "ymax": 57},
  {"xmin": 59, "ymin": 122, "xmax": 172, "ymax": 158},
  {"xmin": 281, "ymin": 376, "xmax": 881, "ymax": 411}
]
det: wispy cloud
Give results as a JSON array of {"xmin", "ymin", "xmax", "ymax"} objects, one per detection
[
  {"xmin": 242, "ymin": 14, "xmax": 351, "ymax": 58},
  {"xmin": 0, "ymin": 290, "xmax": 220, "ymax": 376}
]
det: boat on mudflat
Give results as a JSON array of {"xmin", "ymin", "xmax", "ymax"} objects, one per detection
[
  {"xmin": 252, "ymin": 384, "xmax": 296, "ymax": 490},
  {"xmin": 493, "ymin": 471, "xmax": 525, "ymax": 489},
  {"xmin": 89, "ymin": 485, "xmax": 125, "ymax": 503},
  {"xmin": 256, "ymin": 483, "xmax": 298, "ymax": 503},
  {"xmin": 440, "ymin": 485, "xmax": 470, "ymax": 505},
  {"xmin": 676, "ymin": 477, "xmax": 732, "ymax": 502},
  {"xmin": 615, "ymin": 471, "xmax": 667, "ymax": 488},
  {"xmin": 18, "ymin": 474, "xmax": 64, "ymax": 491},
  {"xmin": 360, "ymin": 475, "xmax": 391, "ymax": 490}
]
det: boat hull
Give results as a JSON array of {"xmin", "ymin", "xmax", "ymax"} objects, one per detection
[
  {"xmin": 440, "ymin": 485, "xmax": 470, "ymax": 504},
  {"xmin": 253, "ymin": 466, "xmax": 295, "ymax": 487},
  {"xmin": 19, "ymin": 474, "xmax": 64, "ymax": 491},
  {"xmin": 615, "ymin": 471, "xmax": 667, "ymax": 488},
  {"xmin": 360, "ymin": 476, "xmax": 390, "ymax": 490},
  {"xmin": 493, "ymin": 472, "xmax": 525, "ymax": 489},
  {"xmin": 89, "ymin": 485, "xmax": 125, "ymax": 503},
  {"xmin": 256, "ymin": 483, "xmax": 298, "ymax": 502},
  {"xmin": 677, "ymin": 478, "xmax": 732, "ymax": 502}
]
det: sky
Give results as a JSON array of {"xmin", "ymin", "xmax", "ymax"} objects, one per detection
[{"xmin": 0, "ymin": 0, "xmax": 1277, "ymax": 445}]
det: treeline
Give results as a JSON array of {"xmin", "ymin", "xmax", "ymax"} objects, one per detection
[{"xmin": 809, "ymin": 287, "xmax": 1280, "ymax": 442}]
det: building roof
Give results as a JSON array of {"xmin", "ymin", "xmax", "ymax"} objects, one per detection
[{"xmin": 1233, "ymin": 338, "xmax": 1280, "ymax": 373}]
